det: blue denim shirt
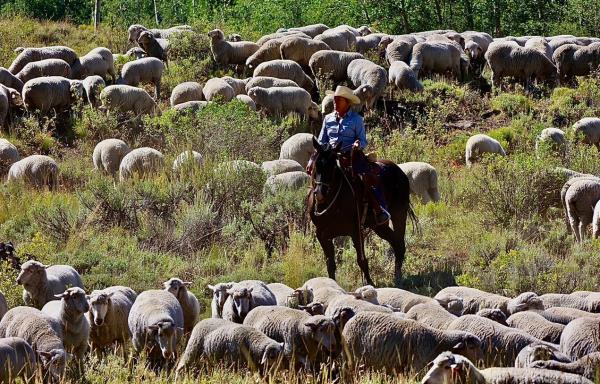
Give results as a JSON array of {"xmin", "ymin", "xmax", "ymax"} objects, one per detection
[{"xmin": 318, "ymin": 110, "xmax": 367, "ymax": 152}]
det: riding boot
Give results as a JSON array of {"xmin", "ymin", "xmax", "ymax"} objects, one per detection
[{"xmin": 369, "ymin": 187, "xmax": 391, "ymax": 226}]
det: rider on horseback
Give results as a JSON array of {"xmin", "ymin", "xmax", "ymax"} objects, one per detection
[{"xmin": 308, "ymin": 85, "xmax": 391, "ymax": 225}]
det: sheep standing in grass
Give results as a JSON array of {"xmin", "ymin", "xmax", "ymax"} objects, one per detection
[
  {"xmin": 128, "ymin": 290, "xmax": 184, "ymax": 368},
  {"xmin": 346, "ymin": 59, "xmax": 387, "ymax": 109},
  {"xmin": 16, "ymin": 260, "xmax": 83, "ymax": 309},
  {"xmin": 0, "ymin": 337, "xmax": 36, "ymax": 383},
  {"xmin": 137, "ymin": 31, "xmax": 168, "ymax": 66},
  {"xmin": 244, "ymin": 76, "xmax": 298, "ymax": 93},
  {"xmin": 398, "ymin": 162, "xmax": 440, "ymax": 203},
  {"xmin": 208, "ymin": 283, "xmax": 235, "ymax": 318},
  {"xmin": 0, "ymin": 138, "xmax": 19, "ymax": 170},
  {"xmin": 170, "ymin": 82, "xmax": 203, "ymax": 106},
  {"xmin": 7, "ymin": 155, "xmax": 58, "ymax": 190},
  {"xmin": 221, "ymin": 280, "xmax": 277, "ymax": 323},
  {"xmin": 564, "ymin": 178, "xmax": 600, "ymax": 242},
  {"xmin": 202, "ymin": 78, "xmax": 235, "ymax": 102},
  {"xmin": 208, "ymin": 29, "xmax": 259, "ymax": 67},
  {"xmin": 261, "ymin": 160, "xmax": 303, "ymax": 176},
  {"xmin": 573, "ymin": 117, "xmax": 600, "ymax": 149},
  {"xmin": 127, "ymin": 24, "xmax": 192, "ymax": 42},
  {"xmin": 536, "ymin": 127, "xmax": 567, "ymax": 154},
  {"xmin": 309, "ymin": 51, "xmax": 364, "ymax": 89},
  {"xmin": 253, "ymin": 60, "xmax": 314, "ymax": 92},
  {"xmin": 287, "ymin": 24, "xmax": 329, "ymax": 38},
  {"xmin": 553, "ymin": 43, "xmax": 600, "ymax": 84},
  {"xmin": 465, "ymin": 134, "xmax": 506, "ymax": 166},
  {"xmin": 506, "ymin": 311, "xmax": 565, "ymax": 343},
  {"xmin": 389, "ymin": 61, "xmax": 423, "ymax": 92},
  {"xmin": 172, "ymin": 151, "xmax": 203, "ymax": 172},
  {"xmin": 119, "ymin": 57, "xmax": 164, "ymax": 99},
  {"xmin": 561, "ymin": 175, "xmax": 600, "ymax": 232},
  {"xmin": 71, "ymin": 47, "xmax": 116, "ymax": 81},
  {"xmin": 248, "ymin": 86, "xmax": 319, "ymax": 120},
  {"xmin": 279, "ymin": 37, "xmax": 330, "ymax": 68},
  {"xmin": 0, "ymin": 67, "xmax": 24, "ymax": 92},
  {"xmin": 175, "ymin": 318, "xmax": 231, "ymax": 375},
  {"xmin": 0, "ymin": 84, "xmax": 21, "ymax": 128},
  {"xmin": 16, "ymin": 58, "xmax": 71, "ymax": 83},
  {"xmin": 163, "ymin": 278, "xmax": 200, "ymax": 333},
  {"xmin": 82, "ymin": 75, "xmax": 105, "ymax": 107},
  {"xmin": 119, "ymin": 147, "xmax": 164, "ymax": 181},
  {"xmin": 22, "ymin": 76, "xmax": 84, "ymax": 113},
  {"xmin": 92, "ymin": 138, "xmax": 130, "ymax": 176},
  {"xmin": 87, "ymin": 286, "xmax": 137, "ymax": 356},
  {"xmin": 435, "ymin": 287, "xmax": 543, "ymax": 316},
  {"xmin": 531, "ymin": 352, "xmax": 600, "ymax": 381},
  {"xmin": 100, "ymin": 85, "xmax": 157, "ymax": 116},
  {"xmin": 245, "ymin": 39, "xmax": 284, "ymax": 69},
  {"xmin": 221, "ymin": 76, "xmax": 249, "ymax": 96},
  {"xmin": 314, "ymin": 28, "xmax": 357, "ymax": 51},
  {"xmin": 385, "ymin": 38, "xmax": 417, "ymax": 64},
  {"xmin": 410, "ymin": 42, "xmax": 464, "ymax": 80},
  {"xmin": 9, "ymin": 46, "xmax": 78, "ymax": 74}
]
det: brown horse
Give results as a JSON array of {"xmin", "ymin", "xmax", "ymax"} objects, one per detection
[{"xmin": 308, "ymin": 138, "xmax": 416, "ymax": 287}]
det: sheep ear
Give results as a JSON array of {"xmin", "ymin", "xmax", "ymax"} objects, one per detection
[
  {"xmin": 207, "ymin": 284, "xmax": 215, "ymax": 291},
  {"xmin": 247, "ymin": 288, "xmax": 253, "ymax": 294},
  {"xmin": 452, "ymin": 342, "xmax": 465, "ymax": 351},
  {"xmin": 38, "ymin": 351, "xmax": 53, "ymax": 359},
  {"xmin": 55, "ymin": 292, "xmax": 68, "ymax": 299},
  {"xmin": 304, "ymin": 321, "xmax": 318, "ymax": 331}
]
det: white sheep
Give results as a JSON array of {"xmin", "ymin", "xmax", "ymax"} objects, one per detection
[
  {"xmin": 7, "ymin": 155, "xmax": 58, "ymax": 190},
  {"xmin": 377, "ymin": 287, "xmax": 464, "ymax": 315},
  {"xmin": 71, "ymin": 47, "xmax": 116, "ymax": 81},
  {"xmin": 128, "ymin": 289, "xmax": 184, "ymax": 367},
  {"xmin": 435, "ymin": 287, "xmax": 543, "ymax": 316},
  {"xmin": 119, "ymin": 57, "xmax": 164, "ymax": 99},
  {"xmin": 385, "ymin": 37, "xmax": 417, "ymax": 64},
  {"xmin": 553, "ymin": 44, "xmax": 600, "ymax": 84},
  {"xmin": 410, "ymin": 41, "xmax": 465, "ymax": 80},
  {"xmin": 560, "ymin": 317, "xmax": 600, "ymax": 360},
  {"xmin": 221, "ymin": 280, "xmax": 277, "ymax": 323},
  {"xmin": 506, "ymin": 311, "xmax": 565, "ymax": 344},
  {"xmin": 514, "ymin": 343, "xmax": 570, "ymax": 369},
  {"xmin": 346, "ymin": 59, "xmax": 387, "ymax": 109},
  {"xmin": 355, "ymin": 33, "xmax": 386, "ymax": 53},
  {"xmin": 279, "ymin": 36, "xmax": 330, "ymax": 68},
  {"xmin": 405, "ymin": 302, "xmax": 458, "ymax": 329},
  {"xmin": 22, "ymin": 76, "xmax": 84, "ymax": 113},
  {"xmin": 398, "ymin": 162, "xmax": 440, "ymax": 203},
  {"xmin": 261, "ymin": 159, "xmax": 303, "ymax": 176},
  {"xmin": 389, "ymin": 61, "xmax": 423, "ymax": 92},
  {"xmin": 92, "ymin": 138, "xmax": 130, "ymax": 176},
  {"xmin": 245, "ymin": 76, "xmax": 299, "ymax": 95},
  {"xmin": 524, "ymin": 37, "xmax": 554, "ymax": 61},
  {"xmin": 202, "ymin": 78, "xmax": 235, "ymax": 102},
  {"xmin": 0, "ymin": 337, "xmax": 36, "ymax": 383},
  {"xmin": 221, "ymin": 76, "xmax": 249, "ymax": 96},
  {"xmin": 257, "ymin": 31, "xmax": 309, "ymax": 46},
  {"xmin": 0, "ymin": 67, "xmax": 24, "ymax": 92},
  {"xmin": 573, "ymin": 117, "xmax": 600, "ymax": 149},
  {"xmin": 172, "ymin": 100, "xmax": 208, "ymax": 113},
  {"xmin": 100, "ymin": 85, "xmax": 157, "ymax": 116},
  {"xmin": 536, "ymin": 127, "xmax": 567, "ymax": 153},
  {"xmin": 235, "ymin": 94, "xmax": 256, "ymax": 110},
  {"xmin": 0, "ymin": 138, "xmax": 19, "ymax": 170},
  {"xmin": 279, "ymin": 133, "xmax": 314, "ymax": 168},
  {"xmin": 170, "ymin": 81, "xmax": 203, "ymax": 107},
  {"xmin": 465, "ymin": 134, "xmax": 507, "ymax": 166},
  {"xmin": 245, "ymin": 39, "xmax": 284, "ymax": 69},
  {"xmin": 264, "ymin": 171, "xmax": 310, "ymax": 194},
  {"xmin": 127, "ymin": 24, "xmax": 192, "ymax": 42},
  {"xmin": 314, "ymin": 28, "xmax": 357, "ymax": 51},
  {"xmin": 565, "ymin": 178, "xmax": 600, "ymax": 242},
  {"xmin": 82, "ymin": 75, "xmax": 106, "ymax": 108},
  {"xmin": 324, "ymin": 293, "xmax": 394, "ymax": 317},
  {"xmin": 175, "ymin": 318, "xmax": 230, "ymax": 375},
  {"xmin": 16, "ymin": 260, "xmax": 83, "ymax": 309},
  {"xmin": 172, "ymin": 150, "xmax": 203, "ymax": 172},
  {"xmin": 87, "ymin": 286, "xmax": 137, "ymax": 356},
  {"xmin": 15, "ymin": 58, "xmax": 71, "ymax": 84},
  {"xmin": 309, "ymin": 50, "xmax": 364, "ymax": 89},
  {"xmin": 252, "ymin": 60, "xmax": 314, "ymax": 91},
  {"xmin": 531, "ymin": 352, "xmax": 600, "ymax": 381},
  {"xmin": 9, "ymin": 46, "xmax": 78, "ymax": 75},
  {"xmin": 247, "ymin": 86, "xmax": 319, "ymax": 120},
  {"xmin": 266, "ymin": 283, "xmax": 296, "ymax": 306},
  {"xmin": 119, "ymin": 147, "xmax": 164, "ymax": 182},
  {"xmin": 287, "ymin": 24, "xmax": 329, "ymax": 38},
  {"xmin": 208, "ymin": 29, "xmax": 259, "ymax": 67},
  {"xmin": 163, "ymin": 278, "xmax": 200, "ymax": 333},
  {"xmin": 207, "ymin": 282, "xmax": 235, "ymax": 318}
]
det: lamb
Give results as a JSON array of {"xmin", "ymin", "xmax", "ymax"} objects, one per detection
[
  {"xmin": 465, "ymin": 134, "xmax": 507, "ymax": 166},
  {"xmin": 398, "ymin": 162, "xmax": 440, "ymax": 203},
  {"xmin": 560, "ymin": 317, "xmax": 600, "ymax": 359},
  {"xmin": 235, "ymin": 94, "xmax": 256, "ymax": 110},
  {"xmin": 208, "ymin": 29, "xmax": 259, "ymax": 67},
  {"xmin": 279, "ymin": 37, "xmax": 330, "ymax": 68},
  {"xmin": 421, "ymin": 351, "xmax": 592, "ymax": 384},
  {"xmin": 70, "ymin": 47, "xmax": 116, "ymax": 81},
  {"xmin": 553, "ymin": 43, "xmax": 600, "ymax": 84},
  {"xmin": 377, "ymin": 287, "xmax": 464, "ymax": 315},
  {"xmin": 87, "ymin": 286, "xmax": 137, "ymax": 355},
  {"xmin": 137, "ymin": 31, "xmax": 168, "ymax": 65},
  {"xmin": 163, "ymin": 278, "xmax": 200, "ymax": 333},
  {"xmin": 221, "ymin": 76, "xmax": 249, "ymax": 96},
  {"xmin": 506, "ymin": 311, "xmax": 565, "ymax": 343},
  {"xmin": 170, "ymin": 81, "xmax": 204, "ymax": 107},
  {"xmin": 279, "ymin": 133, "xmax": 314, "ymax": 169},
  {"xmin": 346, "ymin": 59, "xmax": 387, "ymax": 109},
  {"xmin": 0, "ymin": 337, "xmax": 36, "ymax": 383},
  {"xmin": 100, "ymin": 85, "xmax": 157, "ymax": 116},
  {"xmin": 247, "ymin": 86, "xmax": 319, "ymax": 120},
  {"xmin": 342, "ymin": 312, "xmax": 483, "ymax": 374},
  {"xmin": 0, "ymin": 307, "xmax": 70, "ymax": 381},
  {"xmin": 207, "ymin": 282, "xmax": 235, "ymax": 318},
  {"xmin": 0, "ymin": 67, "xmax": 24, "ymax": 92},
  {"xmin": 41, "ymin": 287, "xmax": 90, "ymax": 363},
  {"xmin": 119, "ymin": 57, "xmax": 164, "ymax": 99},
  {"xmin": 405, "ymin": 303, "xmax": 458, "ymax": 329},
  {"xmin": 119, "ymin": 147, "xmax": 164, "ymax": 181},
  {"xmin": 128, "ymin": 289, "xmax": 184, "ymax": 367},
  {"xmin": 202, "ymin": 78, "xmax": 235, "ymax": 102},
  {"xmin": 172, "ymin": 150, "xmax": 203, "ymax": 172},
  {"xmin": 245, "ymin": 76, "xmax": 299, "ymax": 93},
  {"xmin": 314, "ymin": 28, "xmax": 357, "ymax": 51},
  {"xmin": 536, "ymin": 127, "xmax": 567, "ymax": 153},
  {"xmin": 435, "ymin": 287, "xmax": 543, "ymax": 316},
  {"xmin": 252, "ymin": 60, "xmax": 314, "ymax": 91},
  {"xmin": 92, "ymin": 138, "xmax": 130, "ymax": 176},
  {"xmin": 309, "ymin": 50, "xmax": 364, "ymax": 89},
  {"xmin": 15, "ymin": 58, "xmax": 71, "ymax": 83},
  {"xmin": 514, "ymin": 343, "xmax": 571, "ymax": 368},
  {"xmin": 531, "ymin": 352, "xmax": 600, "ymax": 381},
  {"xmin": 16, "ymin": 260, "xmax": 83, "ymax": 310},
  {"xmin": 9, "ymin": 46, "xmax": 78, "ymax": 74},
  {"xmin": 82, "ymin": 75, "xmax": 105, "ymax": 107},
  {"xmin": 127, "ymin": 24, "xmax": 192, "ymax": 42},
  {"xmin": 0, "ymin": 138, "xmax": 19, "ymax": 170},
  {"xmin": 7, "ymin": 155, "xmax": 58, "ymax": 190},
  {"xmin": 573, "ymin": 117, "xmax": 600, "ymax": 149},
  {"xmin": 243, "ymin": 306, "xmax": 337, "ymax": 367},
  {"xmin": 221, "ymin": 280, "xmax": 277, "ymax": 323},
  {"xmin": 175, "ymin": 318, "xmax": 230, "ymax": 374},
  {"xmin": 410, "ymin": 42, "xmax": 465, "ymax": 80},
  {"xmin": 22, "ymin": 76, "xmax": 85, "ymax": 113},
  {"xmin": 564, "ymin": 178, "xmax": 600, "ymax": 242},
  {"xmin": 261, "ymin": 159, "xmax": 303, "ymax": 176},
  {"xmin": 245, "ymin": 39, "xmax": 283, "ymax": 69},
  {"xmin": 388, "ymin": 61, "xmax": 424, "ymax": 92}
]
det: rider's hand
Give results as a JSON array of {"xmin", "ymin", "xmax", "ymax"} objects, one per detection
[{"xmin": 353, "ymin": 140, "xmax": 360, "ymax": 149}]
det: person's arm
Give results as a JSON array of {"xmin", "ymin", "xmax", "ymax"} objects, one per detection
[
  {"xmin": 355, "ymin": 115, "xmax": 367, "ymax": 149},
  {"xmin": 318, "ymin": 116, "xmax": 329, "ymax": 145}
]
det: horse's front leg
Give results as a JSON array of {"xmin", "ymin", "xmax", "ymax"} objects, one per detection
[
  {"xmin": 317, "ymin": 232, "xmax": 337, "ymax": 280},
  {"xmin": 352, "ymin": 233, "xmax": 374, "ymax": 286}
]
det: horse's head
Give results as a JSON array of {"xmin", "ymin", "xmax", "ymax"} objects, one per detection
[{"xmin": 312, "ymin": 137, "xmax": 342, "ymax": 204}]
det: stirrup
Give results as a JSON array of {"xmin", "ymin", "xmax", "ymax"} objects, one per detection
[{"xmin": 375, "ymin": 209, "xmax": 391, "ymax": 226}]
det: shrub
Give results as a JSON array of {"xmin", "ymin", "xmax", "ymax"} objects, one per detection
[{"xmin": 491, "ymin": 93, "xmax": 532, "ymax": 116}]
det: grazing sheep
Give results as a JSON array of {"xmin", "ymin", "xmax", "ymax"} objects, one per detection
[
  {"xmin": 15, "ymin": 260, "xmax": 83, "ymax": 309},
  {"xmin": 170, "ymin": 81, "xmax": 203, "ymax": 107},
  {"xmin": 119, "ymin": 57, "xmax": 164, "ymax": 99},
  {"xmin": 127, "ymin": 24, "xmax": 192, "ymax": 42},
  {"xmin": 261, "ymin": 159, "xmax": 303, "ymax": 176},
  {"xmin": 252, "ymin": 60, "xmax": 314, "ymax": 92},
  {"xmin": 564, "ymin": 178, "xmax": 600, "ymax": 242},
  {"xmin": 560, "ymin": 317, "xmax": 600, "ymax": 359},
  {"xmin": 539, "ymin": 293, "xmax": 593, "ymax": 311},
  {"xmin": 506, "ymin": 311, "xmax": 565, "ymax": 343},
  {"xmin": 15, "ymin": 58, "xmax": 71, "ymax": 83},
  {"xmin": 355, "ymin": 33, "xmax": 386, "ymax": 53},
  {"xmin": 405, "ymin": 303, "xmax": 458, "ymax": 329},
  {"xmin": 92, "ymin": 138, "xmax": 130, "ymax": 176},
  {"xmin": 0, "ymin": 83, "xmax": 22, "ymax": 128},
  {"xmin": 208, "ymin": 29, "xmax": 259, "ymax": 67},
  {"xmin": 172, "ymin": 150, "xmax": 203, "ymax": 172},
  {"xmin": 465, "ymin": 134, "xmax": 507, "ymax": 166},
  {"xmin": 377, "ymin": 287, "xmax": 463, "ymax": 315},
  {"xmin": 573, "ymin": 117, "xmax": 600, "ymax": 149},
  {"xmin": 221, "ymin": 76, "xmax": 249, "ymax": 96},
  {"xmin": 175, "ymin": 318, "xmax": 230, "ymax": 374},
  {"xmin": 385, "ymin": 38, "xmax": 416, "ymax": 64},
  {"xmin": 524, "ymin": 37, "xmax": 554, "ymax": 60},
  {"xmin": 244, "ymin": 76, "xmax": 299, "ymax": 93},
  {"xmin": 264, "ymin": 171, "xmax": 310, "ymax": 194},
  {"xmin": 287, "ymin": 24, "xmax": 329, "ymax": 38},
  {"xmin": 314, "ymin": 28, "xmax": 357, "ymax": 51},
  {"xmin": 0, "ymin": 138, "xmax": 19, "ymax": 170},
  {"xmin": 163, "ymin": 278, "xmax": 200, "ymax": 333},
  {"xmin": 389, "ymin": 61, "xmax": 423, "ymax": 92},
  {"xmin": 346, "ymin": 59, "xmax": 387, "ymax": 109},
  {"xmin": 266, "ymin": 283, "xmax": 296, "ymax": 307},
  {"xmin": 324, "ymin": 293, "xmax": 393, "ymax": 317},
  {"xmin": 536, "ymin": 127, "xmax": 567, "ymax": 153},
  {"xmin": 87, "ymin": 286, "xmax": 137, "ymax": 355},
  {"xmin": 0, "ymin": 67, "xmax": 24, "ymax": 92},
  {"xmin": 208, "ymin": 283, "xmax": 235, "ymax": 319},
  {"xmin": 243, "ymin": 306, "xmax": 336, "ymax": 367},
  {"xmin": 128, "ymin": 290, "xmax": 184, "ymax": 367},
  {"xmin": 410, "ymin": 42, "xmax": 464, "ymax": 80},
  {"xmin": 9, "ymin": 46, "xmax": 78, "ymax": 74},
  {"xmin": 421, "ymin": 351, "xmax": 592, "ymax": 384},
  {"xmin": 221, "ymin": 280, "xmax": 277, "ymax": 323},
  {"xmin": 41, "ymin": 287, "xmax": 90, "ymax": 364},
  {"xmin": 119, "ymin": 147, "xmax": 164, "ymax": 182},
  {"xmin": 257, "ymin": 31, "xmax": 309, "ymax": 46},
  {"xmin": 553, "ymin": 43, "xmax": 600, "ymax": 84},
  {"xmin": 172, "ymin": 100, "xmax": 208, "ymax": 113},
  {"xmin": 0, "ymin": 337, "xmax": 36, "ymax": 383},
  {"xmin": 531, "ymin": 352, "xmax": 600, "ymax": 381},
  {"xmin": 514, "ymin": 343, "xmax": 571, "ymax": 368},
  {"xmin": 71, "ymin": 47, "xmax": 116, "ymax": 81},
  {"xmin": 82, "ymin": 75, "xmax": 106, "ymax": 107},
  {"xmin": 309, "ymin": 51, "xmax": 364, "ymax": 89},
  {"xmin": 398, "ymin": 162, "xmax": 440, "ymax": 203},
  {"xmin": 7, "ymin": 155, "xmax": 58, "ymax": 190},
  {"xmin": 343, "ymin": 312, "xmax": 483, "ymax": 373},
  {"xmin": 278, "ymin": 134, "xmax": 315, "ymax": 169},
  {"xmin": 279, "ymin": 37, "xmax": 330, "ymax": 68},
  {"xmin": 22, "ymin": 76, "xmax": 84, "ymax": 113},
  {"xmin": 122, "ymin": 47, "xmax": 147, "ymax": 60},
  {"xmin": 248, "ymin": 86, "xmax": 319, "ymax": 120},
  {"xmin": 203, "ymin": 78, "xmax": 235, "ymax": 102},
  {"xmin": 137, "ymin": 31, "xmax": 168, "ymax": 65},
  {"xmin": 100, "ymin": 85, "xmax": 157, "ymax": 116},
  {"xmin": 561, "ymin": 175, "xmax": 600, "ymax": 233},
  {"xmin": 0, "ymin": 307, "xmax": 69, "ymax": 381},
  {"xmin": 435, "ymin": 287, "xmax": 543, "ymax": 316},
  {"xmin": 245, "ymin": 39, "xmax": 284, "ymax": 69},
  {"xmin": 537, "ymin": 307, "xmax": 600, "ymax": 325},
  {"xmin": 235, "ymin": 94, "xmax": 256, "ymax": 110},
  {"xmin": 476, "ymin": 308, "xmax": 508, "ymax": 326}
]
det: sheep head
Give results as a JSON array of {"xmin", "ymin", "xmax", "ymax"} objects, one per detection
[
  {"xmin": 298, "ymin": 302, "xmax": 325, "ymax": 316},
  {"xmin": 354, "ymin": 285, "xmax": 378, "ymax": 304},
  {"xmin": 451, "ymin": 333, "xmax": 483, "ymax": 365},
  {"xmin": 128, "ymin": 24, "xmax": 147, "ymax": 43},
  {"xmin": 421, "ymin": 352, "xmax": 480, "ymax": 384},
  {"xmin": 208, "ymin": 282, "xmax": 234, "ymax": 310},
  {"xmin": 55, "ymin": 287, "xmax": 89, "ymax": 314},
  {"xmin": 330, "ymin": 306, "xmax": 356, "ymax": 330},
  {"xmin": 16, "ymin": 260, "xmax": 47, "ymax": 286},
  {"xmin": 507, "ymin": 292, "xmax": 543, "ymax": 314},
  {"xmin": 137, "ymin": 31, "xmax": 155, "ymax": 47},
  {"xmin": 208, "ymin": 29, "xmax": 225, "ymax": 42},
  {"xmin": 148, "ymin": 321, "xmax": 182, "ymax": 360},
  {"xmin": 164, "ymin": 277, "xmax": 192, "ymax": 299},
  {"xmin": 227, "ymin": 286, "xmax": 253, "ymax": 318},
  {"xmin": 260, "ymin": 341, "xmax": 284, "ymax": 368},
  {"xmin": 303, "ymin": 316, "xmax": 337, "ymax": 354},
  {"xmin": 38, "ymin": 349, "xmax": 72, "ymax": 382},
  {"xmin": 87, "ymin": 291, "xmax": 115, "ymax": 326}
]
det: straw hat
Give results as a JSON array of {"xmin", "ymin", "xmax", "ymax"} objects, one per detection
[{"xmin": 325, "ymin": 85, "xmax": 361, "ymax": 105}]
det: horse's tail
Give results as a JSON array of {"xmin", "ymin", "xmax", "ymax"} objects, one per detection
[
  {"xmin": 381, "ymin": 160, "xmax": 420, "ymax": 235},
  {"xmin": 407, "ymin": 200, "xmax": 420, "ymax": 235}
]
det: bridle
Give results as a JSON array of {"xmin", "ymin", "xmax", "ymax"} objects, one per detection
[{"xmin": 312, "ymin": 157, "xmax": 349, "ymax": 217}]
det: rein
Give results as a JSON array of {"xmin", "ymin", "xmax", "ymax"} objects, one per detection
[{"xmin": 313, "ymin": 159, "xmax": 346, "ymax": 217}]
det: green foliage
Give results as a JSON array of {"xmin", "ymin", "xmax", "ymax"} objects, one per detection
[{"xmin": 491, "ymin": 93, "xmax": 532, "ymax": 117}]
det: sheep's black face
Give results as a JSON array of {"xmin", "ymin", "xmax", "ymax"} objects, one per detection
[
  {"xmin": 260, "ymin": 342, "xmax": 284, "ymax": 369},
  {"xmin": 231, "ymin": 289, "xmax": 252, "ymax": 318},
  {"xmin": 452, "ymin": 334, "xmax": 483, "ymax": 364}
]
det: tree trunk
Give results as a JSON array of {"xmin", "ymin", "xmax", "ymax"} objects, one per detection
[
  {"xmin": 154, "ymin": 0, "xmax": 160, "ymax": 25},
  {"xmin": 399, "ymin": 0, "xmax": 411, "ymax": 32},
  {"xmin": 93, "ymin": 0, "xmax": 100, "ymax": 33}
]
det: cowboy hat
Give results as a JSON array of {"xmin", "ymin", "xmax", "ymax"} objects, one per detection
[{"xmin": 325, "ymin": 85, "xmax": 361, "ymax": 105}]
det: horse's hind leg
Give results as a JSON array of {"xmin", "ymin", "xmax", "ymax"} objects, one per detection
[
  {"xmin": 317, "ymin": 233, "xmax": 337, "ymax": 280},
  {"xmin": 352, "ymin": 233, "xmax": 374, "ymax": 286},
  {"xmin": 389, "ymin": 203, "xmax": 409, "ymax": 287}
]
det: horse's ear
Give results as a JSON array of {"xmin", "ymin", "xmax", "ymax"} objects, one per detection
[{"xmin": 312, "ymin": 136, "xmax": 321, "ymax": 152}]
